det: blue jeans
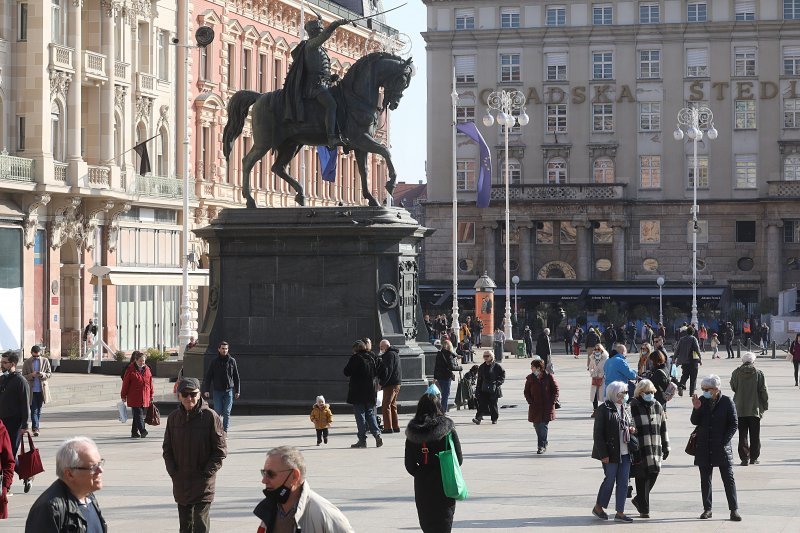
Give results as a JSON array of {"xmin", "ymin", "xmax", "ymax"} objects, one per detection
[
  {"xmin": 212, "ymin": 389, "xmax": 234, "ymax": 431},
  {"xmin": 533, "ymin": 422, "xmax": 549, "ymax": 449},
  {"xmin": 439, "ymin": 379, "xmax": 452, "ymax": 412},
  {"xmin": 597, "ymin": 454, "xmax": 631, "ymax": 513},
  {"xmin": 30, "ymin": 391, "xmax": 44, "ymax": 429},
  {"xmin": 352, "ymin": 403, "xmax": 380, "ymax": 441}
]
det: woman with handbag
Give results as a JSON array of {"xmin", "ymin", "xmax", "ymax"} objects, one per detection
[
  {"xmin": 629, "ymin": 379, "xmax": 669, "ymax": 518},
  {"xmin": 690, "ymin": 375, "xmax": 741, "ymax": 521},
  {"xmin": 588, "ymin": 344, "xmax": 608, "ymax": 417},
  {"xmin": 592, "ymin": 381, "xmax": 637, "ymax": 523},
  {"xmin": 524, "ymin": 358, "xmax": 559, "ymax": 454},
  {"xmin": 121, "ymin": 351, "xmax": 154, "ymax": 439},
  {"xmin": 404, "ymin": 393, "xmax": 463, "ymax": 533},
  {"xmin": 472, "ymin": 351, "xmax": 505, "ymax": 425}
]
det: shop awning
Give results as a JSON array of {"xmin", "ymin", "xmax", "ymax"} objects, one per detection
[
  {"xmin": 423, "ymin": 286, "xmax": 585, "ymax": 306},
  {"xmin": 588, "ymin": 287, "xmax": 725, "ymax": 299},
  {"xmin": 90, "ymin": 267, "xmax": 209, "ymax": 287}
]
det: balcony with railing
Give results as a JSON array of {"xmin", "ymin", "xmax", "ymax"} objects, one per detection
[
  {"xmin": 49, "ymin": 44, "xmax": 75, "ymax": 72},
  {"xmin": 489, "ymin": 183, "xmax": 626, "ymax": 201},
  {"xmin": 767, "ymin": 180, "xmax": 800, "ymax": 198},
  {"xmin": 136, "ymin": 73, "xmax": 158, "ymax": 98},
  {"xmin": 88, "ymin": 165, "xmax": 110, "ymax": 188},
  {"xmin": 83, "ymin": 51, "xmax": 107, "ymax": 83},
  {"xmin": 53, "ymin": 162, "xmax": 68, "ymax": 183},
  {"xmin": 0, "ymin": 151, "xmax": 35, "ymax": 183},
  {"xmin": 114, "ymin": 61, "xmax": 129, "ymax": 82},
  {"xmin": 134, "ymin": 174, "xmax": 195, "ymax": 199}
]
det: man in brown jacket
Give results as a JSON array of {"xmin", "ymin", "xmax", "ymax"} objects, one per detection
[{"xmin": 163, "ymin": 377, "xmax": 227, "ymax": 533}]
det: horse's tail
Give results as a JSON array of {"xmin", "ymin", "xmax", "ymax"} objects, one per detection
[{"xmin": 222, "ymin": 90, "xmax": 261, "ymax": 161}]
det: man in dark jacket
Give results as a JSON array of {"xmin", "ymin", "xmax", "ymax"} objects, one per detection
[
  {"xmin": 26, "ymin": 436, "xmax": 107, "ymax": 532},
  {"xmin": 0, "ymin": 352, "xmax": 30, "ymax": 463},
  {"xmin": 379, "ymin": 339, "xmax": 402, "ymax": 434},
  {"xmin": 603, "ymin": 324, "xmax": 617, "ymax": 352},
  {"xmin": 344, "ymin": 340, "xmax": 382, "ymax": 449},
  {"xmin": 676, "ymin": 327, "xmax": 702, "ymax": 396},
  {"xmin": 536, "ymin": 328, "xmax": 553, "ymax": 372},
  {"xmin": 164, "ymin": 377, "xmax": 227, "ymax": 532},
  {"xmin": 586, "ymin": 327, "xmax": 601, "ymax": 351},
  {"xmin": 202, "ymin": 341, "xmax": 240, "ymax": 432}
]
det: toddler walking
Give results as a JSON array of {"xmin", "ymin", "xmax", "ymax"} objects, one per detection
[{"xmin": 310, "ymin": 395, "xmax": 333, "ymax": 445}]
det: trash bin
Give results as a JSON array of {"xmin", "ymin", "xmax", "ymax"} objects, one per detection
[{"xmin": 515, "ymin": 340, "xmax": 526, "ymax": 358}]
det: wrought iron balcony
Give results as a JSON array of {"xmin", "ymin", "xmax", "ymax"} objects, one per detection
[
  {"xmin": 0, "ymin": 150, "xmax": 35, "ymax": 183},
  {"xmin": 490, "ymin": 183, "xmax": 625, "ymax": 201},
  {"xmin": 134, "ymin": 174, "xmax": 195, "ymax": 199}
]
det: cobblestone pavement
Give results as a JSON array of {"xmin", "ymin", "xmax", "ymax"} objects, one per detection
[{"xmin": 4, "ymin": 351, "xmax": 799, "ymax": 531}]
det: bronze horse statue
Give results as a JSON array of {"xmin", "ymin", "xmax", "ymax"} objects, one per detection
[{"xmin": 223, "ymin": 52, "xmax": 414, "ymax": 208}]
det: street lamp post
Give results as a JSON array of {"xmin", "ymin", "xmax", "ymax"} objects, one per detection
[
  {"xmin": 483, "ymin": 90, "xmax": 529, "ymax": 341},
  {"xmin": 511, "ymin": 274, "xmax": 520, "ymax": 339},
  {"xmin": 450, "ymin": 72, "xmax": 460, "ymax": 336},
  {"xmin": 673, "ymin": 106, "xmax": 717, "ymax": 329},
  {"xmin": 657, "ymin": 276, "xmax": 665, "ymax": 326}
]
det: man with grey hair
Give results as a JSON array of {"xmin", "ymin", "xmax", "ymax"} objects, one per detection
[
  {"xmin": 254, "ymin": 446, "xmax": 353, "ymax": 533},
  {"xmin": 536, "ymin": 328, "xmax": 553, "ymax": 373},
  {"xmin": 26, "ymin": 436, "xmax": 107, "ymax": 531},
  {"xmin": 729, "ymin": 352, "xmax": 769, "ymax": 466}
]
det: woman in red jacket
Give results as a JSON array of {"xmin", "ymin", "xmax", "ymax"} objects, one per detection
[
  {"xmin": 0, "ymin": 420, "xmax": 14, "ymax": 518},
  {"xmin": 121, "ymin": 351, "xmax": 154, "ymax": 438}
]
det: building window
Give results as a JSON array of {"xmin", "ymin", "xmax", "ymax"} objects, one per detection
[
  {"xmin": 545, "ymin": 52, "xmax": 567, "ymax": 81},
  {"xmin": 640, "ymin": 155, "xmax": 661, "ymax": 188},
  {"xmin": 784, "ymin": 155, "xmax": 800, "ymax": 180},
  {"xmin": 457, "ymin": 222, "xmax": 476, "ymax": 244},
  {"xmin": 593, "ymin": 5, "xmax": 613, "ymax": 25},
  {"xmin": 241, "ymin": 48, "xmax": 251, "ymax": 90},
  {"xmin": 500, "ymin": 7, "xmax": 520, "ymax": 28},
  {"xmin": 455, "ymin": 55, "xmax": 476, "ymax": 83},
  {"xmin": 273, "ymin": 58, "xmax": 282, "ymax": 90},
  {"xmin": 687, "ymin": 48, "xmax": 708, "ymax": 77},
  {"xmin": 734, "ymin": 47, "xmax": 756, "ymax": 76},
  {"xmin": 546, "ymin": 103, "xmax": 567, "ymax": 133},
  {"xmin": 18, "ymin": 3, "xmax": 28, "ymax": 41},
  {"xmin": 784, "ymin": 46, "xmax": 800, "ymax": 75},
  {"xmin": 502, "ymin": 159, "xmax": 522, "ymax": 184},
  {"xmin": 593, "ymin": 103, "xmax": 614, "ymax": 132},
  {"xmin": 500, "ymin": 53, "xmax": 521, "ymax": 82},
  {"xmin": 735, "ymin": 154, "xmax": 757, "ymax": 188},
  {"xmin": 199, "ymin": 46, "xmax": 209, "ymax": 81},
  {"xmin": 592, "ymin": 51, "xmax": 613, "ymax": 80},
  {"xmin": 547, "ymin": 158, "xmax": 567, "ymax": 184},
  {"xmin": 200, "ymin": 126, "xmax": 209, "ymax": 179},
  {"xmin": 786, "ymin": 0, "xmax": 800, "ymax": 19},
  {"xmin": 639, "ymin": 3, "xmax": 660, "ymax": 23},
  {"xmin": 639, "ymin": 50, "xmax": 660, "ymax": 78},
  {"xmin": 593, "ymin": 157, "xmax": 615, "ymax": 183},
  {"xmin": 546, "ymin": 6, "xmax": 566, "ymax": 26},
  {"xmin": 17, "ymin": 116, "xmax": 25, "ymax": 151},
  {"xmin": 157, "ymin": 30, "xmax": 170, "ymax": 81},
  {"xmin": 784, "ymin": 220, "xmax": 800, "ymax": 242},
  {"xmin": 687, "ymin": 2, "xmax": 707, "ymax": 22},
  {"xmin": 639, "ymin": 102, "xmax": 661, "ymax": 131},
  {"xmin": 456, "ymin": 159, "xmax": 476, "ymax": 190},
  {"xmin": 735, "ymin": 100, "xmax": 756, "ymax": 129},
  {"xmin": 688, "ymin": 156, "xmax": 709, "ymax": 188},
  {"xmin": 736, "ymin": 220, "xmax": 756, "ymax": 242},
  {"xmin": 456, "ymin": 106, "xmax": 475, "ymax": 124},
  {"xmin": 455, "ymin": 8, "xmax": 475, "ymax": 30},
  {"xmin": 51, "ymin": 0, "xmax": 65, "ymax": 44},
  {"xmin": 227, "ymin": 43, "xmax": 235, "ymax": 89},
  {"xmin": 258, "ymin": 53, "xmax": 266, "ymax": 92},
  {"xmin": 735, "ymin": 0, "xmax": 756, "ymax": 20},
  {"xmin": 51, "ymin": 101, "xmax": 65, "ymax": 162},
  {"xmin": 784, "ymin": 99, "xmax": 800, "ymax": 127}
]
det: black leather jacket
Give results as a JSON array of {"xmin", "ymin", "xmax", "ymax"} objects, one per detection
[{"xmin": 25, "ymin": 479, "xmax": 107, "ymax": 532}]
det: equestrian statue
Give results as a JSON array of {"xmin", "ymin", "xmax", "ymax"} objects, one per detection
[{"xmin": 222, "ymin": 14, "xmax": 414, "ymax": 208}]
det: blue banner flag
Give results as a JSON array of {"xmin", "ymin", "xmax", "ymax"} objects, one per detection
[
  {"xmin": 316, "ymin": 146, "xmax": 338, "ymax": 182},
  {"xmin": 455, "ymin": 122, "xmax": 492, "ymax": 208}
]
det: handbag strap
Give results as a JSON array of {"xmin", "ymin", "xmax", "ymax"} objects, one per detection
[
  {"xmin": 19, "ymin": 430, "xmax": 34, "ymax": 454},
  {"xmin": 421, "ymin": 442, "xmax": 429, "ymax": 465}
]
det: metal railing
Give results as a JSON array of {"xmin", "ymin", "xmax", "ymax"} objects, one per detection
[
  {"xmin": 134, "ymin": 174, "xmax": 195, "ymax": 199},
  {"xmin": 0, "ymin": 150, "xmax": 35, "ymax": 182}
]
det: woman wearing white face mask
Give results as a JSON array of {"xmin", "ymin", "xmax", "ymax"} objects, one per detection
[
  {"xmin": 690, "ymin": 375, "xmax": 741, "ymax": 521},
  {"xmin": 588, "ymin": 345, "xmax": 608, "ymax": 418},
  {"xmin": 629, "ymin": 379, "xmax": 669, "ymax": 518}
]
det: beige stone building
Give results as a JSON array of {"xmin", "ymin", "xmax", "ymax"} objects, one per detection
[
  {"xmin": 0, "ymin": 0, "xmax": 397, "ymax": 355},
  {"xmin": 420, "ymin": 0, "xmax": 800, "ymax": 325}
]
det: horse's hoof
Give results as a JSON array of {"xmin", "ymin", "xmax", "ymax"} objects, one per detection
[
  {"xmin": 385, "ymin": 181, "xmax": 396, "ymax": 195},
  {"xmin": 368, "ymin": 198, "xmax": 380, "ymax": 207},
  {"xmin": 246, "ymin": 198, "xmax": 257, "ymax": 209},
  {"xmin": 295, "ymin": 194, "xmax": 306, "ymax": 206}
]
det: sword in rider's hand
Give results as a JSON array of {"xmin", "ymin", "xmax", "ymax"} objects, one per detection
[{"xmin": 344, "ymin": 3, "xmax": 407, "ymax": 26}]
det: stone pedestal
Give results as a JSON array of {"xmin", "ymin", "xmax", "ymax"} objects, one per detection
[{"xmin": 184, "ymin": 206, "xmax": 432, "ymax": 410}]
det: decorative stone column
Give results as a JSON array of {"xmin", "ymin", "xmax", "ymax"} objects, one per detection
[
  {"xmin": 611, "ymin": 220, "xmax": 628, "ymax": 282},
  {"xmin": 575, "ymin": 219, "xmax": 592, "ymax": 281},
  {"xmin": 765, "ymin": 220, "xmax": 784, "ymax": 299},
  {"xmin": 518, "ymin": 221, "xmax": 533, "ymax": 281},
  {"xmin": 100, "ymin": 4, "xmax": 116, "ymax": 165},
  {"xmin": 482, "ymin": 222, "xmax": 498, "ymax": 280},
  {"xmin": 67, "ymin": 1, "xmax": 87, "ymax": 186}
]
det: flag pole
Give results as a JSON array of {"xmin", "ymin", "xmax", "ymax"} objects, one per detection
[
  {"xmin": 450, "ymin": 69, "xmax": 460, "ymax": 338},
  {"xmin": 103, "ymin": 131, "xmax": 162, "ymax": 165}
]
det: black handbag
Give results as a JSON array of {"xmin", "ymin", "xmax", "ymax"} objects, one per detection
[
  {"xmin": 627, "ymin": 433, "xmax": 640, "ymax": 454},
  {"xmin": 686, "ymin": 427, "xmax": 698, "ymax": 456}
]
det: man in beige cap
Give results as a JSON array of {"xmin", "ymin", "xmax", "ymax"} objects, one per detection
[{"xmin": 163, "ymin": 377, "xmax": 227, "ymax": 533}]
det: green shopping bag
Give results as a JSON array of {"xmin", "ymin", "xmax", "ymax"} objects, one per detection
[{"xmin": 437, "ymin": 432, "xmax": 468, "ymax": 500}]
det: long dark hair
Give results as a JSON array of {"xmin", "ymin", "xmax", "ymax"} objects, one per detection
[{"xmin": 412, "ymin": 393, "xmax": 443, "ymax": 424}]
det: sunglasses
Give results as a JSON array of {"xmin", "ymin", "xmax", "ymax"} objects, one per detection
[
  {"xmin": 180, "ymin": 391, "xmax": 200, "ymax": 398},
  {"xmin": 72, "ymin": 459, "xmax": 105, "ymax": 474},
  {"xmin": 261, "ymin": 468, "xmax": 292, "ymax": 479}
]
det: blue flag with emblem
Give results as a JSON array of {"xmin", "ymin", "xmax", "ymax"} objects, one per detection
[
  {"xmin": 316, "ymin": 146, "xmax": 338, "ymax": 182},
  {"xmin": 456, "ymin": 122, "xmax": 492, "ymax": 208}
]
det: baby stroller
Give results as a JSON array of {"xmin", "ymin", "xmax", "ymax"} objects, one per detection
[{"xmin": 455, "ymin": 365, "xmax": 478, "ymax": 410}]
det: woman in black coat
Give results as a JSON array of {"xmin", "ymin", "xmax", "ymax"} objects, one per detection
[
  {"xmin": 433, "ymin": 340, "xmax": 462, "ymax": 413},
  {"xmin": 691, "ymin": 374, "xmax": 740, "ymax": 521},
  {"xmin": 405, "ymin": 394, "xmax": 463, "ymax": 533},
  {"xmin": 472, "ymin": 350, "xmax": 505, "ymax": 424}
]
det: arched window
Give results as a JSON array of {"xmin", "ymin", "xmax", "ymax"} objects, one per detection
[
  {"xmin": 546, "ymin": 157, "xmax": 567, "ymax": 184},
  {"xmin": 593, "ymin": 157, "xmax": 614, "ymax": 183},
  {"xmin": 501, "ymin": 158, "xmax": 522, "ymax": 184},
  {"xmin": 158, "ymin": 127, "xmax": 169, "ymax": 176},
  {"xmin": 784, "ymin": 155, "xmax": 800, "ymax": 181},
  {"xmin": 51, "ymin": 100, "xmax": 65, "ymax": 162}
]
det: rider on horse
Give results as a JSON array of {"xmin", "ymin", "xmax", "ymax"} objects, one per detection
[{"xmin": 283, "ymin": 16, "xmax": 349, "ymax": 148}]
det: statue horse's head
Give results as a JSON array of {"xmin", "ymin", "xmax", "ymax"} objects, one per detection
[{"xmin": 382, "ymin": 57, "xmax": 414, "ymax": 111}]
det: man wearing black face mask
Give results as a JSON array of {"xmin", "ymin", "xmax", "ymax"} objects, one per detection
[{"xmin": 254, "ymin": 446, "xmax": 353, "ymax": 533}]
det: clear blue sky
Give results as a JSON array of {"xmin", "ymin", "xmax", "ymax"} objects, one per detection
[{"xmin": 387, "ymin": 2, "xmax": 427, "ymax": 184}]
